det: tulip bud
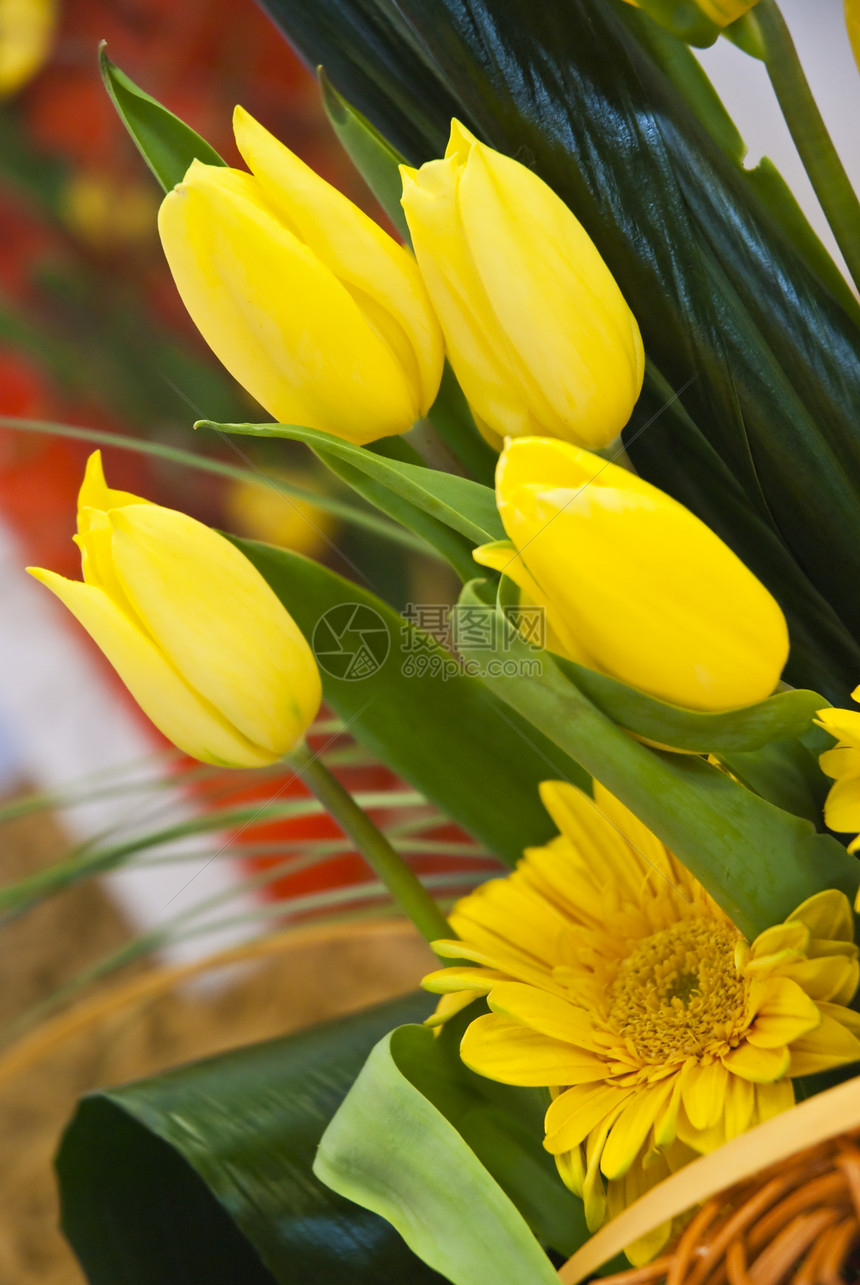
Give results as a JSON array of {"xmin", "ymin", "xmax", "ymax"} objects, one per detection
[
  {"xmin": 475, "ymin": 437, "xmax": 788, "ymax": 712},
  {"xmin": 158, "ymin": 107, "xmax": 444, "ymax": 445},
  {"xmin": 28, "ymin": 452, "xmax": 321, "ymax": 767},
  {"xmin": 399, "ymin": 121, "xmax": 644, "ymax": 451}
]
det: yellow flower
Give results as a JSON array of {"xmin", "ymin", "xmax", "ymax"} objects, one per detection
[
  {"xmin": 158, "ymin": 107, "xmax": 444, "ymax": 445},
  {"xmin": 620, "ymin": 0, "xmax": 759, "ymax": 30},
  {"xmin": 817, "ymin": 689, "xmax": 860, "ymax": 857},
  {"xmin": 474, "ymin": 436, "xmax": 789, "ymax": 712},
  {"xmin": 399, "ymin": 121, "xmax": 644, "ymax": 451},
  {"xmin": 0, "ymin": 0, "xmax": 56, "ymax": 97},
  {"xmin": 424, "ymin": 781, "xmax": 860, "ymax": 1262},
  {"xmin": 28, "ymin": 452, "xmax": 321, "ymax": 767}
]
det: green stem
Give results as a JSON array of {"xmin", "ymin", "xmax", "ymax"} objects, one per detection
[
  {"xmin": 756, "ymin": 0, "xmax": 860, "ymax": 294},
  {"xmin": 287, "ymin": 742, "xmax": 454, "ymax": 946}
]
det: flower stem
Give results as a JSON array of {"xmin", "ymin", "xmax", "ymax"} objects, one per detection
[
  {"xmin": 756, "ymin": 0, "xmax": 860, "ymax": 294},
  {"xmin": 286, "ymin": 741, "xmax": 454, "ymax": 946}
]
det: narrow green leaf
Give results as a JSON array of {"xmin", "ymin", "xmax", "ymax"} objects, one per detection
[
  {"xmin": 0, "ymin": 416, "xmax": 427, "ymax": 553},
  {"xmin": 456, "ymin": 579, "xmax": 859, "ymax": 938},
  {"xmin": 201, "ymin": 420, "xmax": 503, "ymax": 547},
  {"xmin": 99, "ymin": 46, "xmax": 224, "ymax": 192},
  {"xmin": 555, "ymin": 662, "xmax": 827, "ymax": 754},
  {"xmin": 428, "ymin": 362, "xmax": 499, "ymax": 488},
  {"xmin": 232, "ymin": 538, "xmax": 589, "ymax": 866},
  {"xmin": 57, "ymin": 993, "xmax": 446, "ymax": 1285},
  {"xmin": 315, "ymin": 1025, "xmax": 561, "ymax": 1285},
  {"xmin": 319, "ymin": 69, "xmax": 410, "ymax": 238}
]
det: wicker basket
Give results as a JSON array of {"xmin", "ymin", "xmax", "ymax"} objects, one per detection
[{"xmin": 559, "ymin": 1077, "xmax": 860, "ymax": 1285}]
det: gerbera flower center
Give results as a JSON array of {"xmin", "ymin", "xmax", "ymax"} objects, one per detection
[{"xmin": 606, "ymin": 918, "xmax": 746, "ymax": 1062}]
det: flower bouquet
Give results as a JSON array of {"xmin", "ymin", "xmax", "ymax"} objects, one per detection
[{"xmin": 14, "ymin": 0, "xmax": 860, "ymax": 1280}]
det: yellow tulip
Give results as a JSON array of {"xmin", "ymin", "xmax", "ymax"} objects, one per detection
[
  {"xmin": 0, "ymin": 0, "xmax": 56, "ymax": 98},
  {"xmin": 158, "ymin": 107, "xmax": 444, "ymax": 445},
  {"xmin": 28, "ymin": 452, "xmax": 321, "ymax": 767},
  {"xmin": 474, "ymin": 437, "xmax": 789, "ymax": 711},
  {"xmin": 619, "ymin": 0, "xmax": 759, "ymax": 29},
  {"xmin": 399, "ymin": 121, "xmax": 644, "ymax": 451}
]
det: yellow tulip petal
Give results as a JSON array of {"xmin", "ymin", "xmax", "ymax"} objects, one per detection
[
  {"xmin": 77, "ymin": 450, "xmax": 149, "ymax": 513},
  {"xmin": 27, "ymin": 569, "xmax": 272, "ymax": 767},
  {"xmin": 401, "ymin": 156, "xmax": 539, "ymax": 439},
  {"xmin": 460, "ymin": 140, "xmax": 643, "ymax": 447},
  {"xmin": 159, "ymin": 162, "xmax": 416, "ymax": 442},
  {"xmin": 460, "ymin": 1014, "xmax": 607, "ymax": 1086},
  {"xmin": 496, "ymin": 439, "xmax": 788, "ymax": 711},
  {"xmin": 108, "ymin": 503, "xmax": 320, "ymax": 756},
  {"xmin": 234, "ymin": 106, "xmax": 443, "ymax": 413}
]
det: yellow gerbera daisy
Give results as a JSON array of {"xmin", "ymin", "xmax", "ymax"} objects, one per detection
[
  {"xmin": 423, "ymin": 780, "xmax": 860, "ymax": 1262},
  {"xmin": 818, "ymin": 691, "xmax": 860, "ymax": 856}
]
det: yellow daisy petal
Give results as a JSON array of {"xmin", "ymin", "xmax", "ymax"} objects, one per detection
[
  {"xmin": 745, "ymin": 977, "xmax": 821, "ymax": 1048},
  {"xmin": 544, "ymin": 1082, "xmax": 635, "ymax": 1155},
  {"xmin": 601, "ymin": 1079, "xmax": 677, "ymax": 1180},
  {"xmin": 680, "ymin": 1059, "xmax": 729, "ymax": 1132},
  {"xmin": 461, "ymin": 1014, "xmax": 607, "ymax": 1087},
  {"xmin": 720, "ymin": 1041, "xmax": 790, "ymax": 1083}
]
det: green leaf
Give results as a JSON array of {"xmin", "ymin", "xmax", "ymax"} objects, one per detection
[
  {"xmin": 57, "ymin": 992, "xmax": 448, "ymax": 1284},
  {"xmin": 258, "ymin": 0, "xmax": 860, "ymax": 685},
  {"xmin": 555, "ymin": 661, "xmax": 828, "ymax": 755},
  {"xmin": 455, "ymin": 578, "xmax": 859, "ymax": 939},
  {"xmin": 99, "ymin": 46, "xmax": 224, "ymax": 192},
  {"xmin": 315, "ymin": 1025, "xmax": 561, "ymax": 1285},
  {"xmin": 203, "ymin": 419, "xmax": 503, "ymax": 579},
  {"xmin": 396, "ymin": 1009, "xmax": 588, "ymax": 1257},
  {"xmin": 428, "ymin": 362, "xmax": 499, "ymax": 488},
  {"xmin": 319, "ymin": 69, "xmax": 411, "ymax": 238},
  {"xmin": 232, "ymin": 538, "xmax": 589, "ymax": 866}
]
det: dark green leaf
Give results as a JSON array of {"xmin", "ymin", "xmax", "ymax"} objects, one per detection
[
  {"xmin": 319, "ymin": 69, "xmax": 410, "ymax": 238},
  {"xmin": 99, "ymin": 46, "xmax": 224, "ymax": 191},
  {"xmin": 232, "ymin": 538, "xmax": 589, "ymax": 865},
  {"xmin": 259, "ymin": 0, "xmax": 860, "ymax": 680},
  {"xmin": 455, "ymin": 578, "xmax": 859, "ymax": 939},
  {"xmin": 315, "ymin": 1025, "xmax": 561, "ymax": 1285},
  {"xmin": 57, "ymin": 993, "xmax": 446, "ymax": 1285}
]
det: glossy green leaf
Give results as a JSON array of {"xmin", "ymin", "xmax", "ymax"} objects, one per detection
[
  {"xmin": 99, "ymin": 47, "xmax": 224, "ymax": 191},
  {"xmin": 456, "ymin": 578, "xmax": 859, "ymax": 939},
  {"xmin": 232, "ymin": 537, "xmax": 589, "ymax": 865},
  {"xmin": 320, "ymin": 69, "xmax": 410, "ymax": 238},
  {"xmin": 315, "ymin": 1025, "xmax": 561, "ymax": 1285},
  {"xmin": 204, "ymin": 419, "xmax": 502, "ymax": 579},
  {"xmin": 259, "ymin": 0, "xmax": 860, "ymax": 687},
  {"xmin": 57, "ymin": 992, "xmax": 447, "ymax": 1284}
]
